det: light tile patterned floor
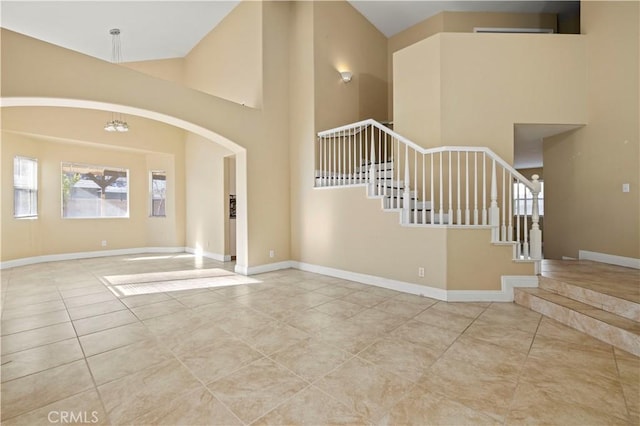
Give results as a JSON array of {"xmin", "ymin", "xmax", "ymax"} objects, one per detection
[{"xmin": 1, "ymin": 254, "xmax": 638, "ymax": 425}]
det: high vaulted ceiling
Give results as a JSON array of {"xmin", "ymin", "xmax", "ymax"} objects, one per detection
[
  {"xmin": 1, "ymin": 1, "xmax": 578, "ymax": 62},
  {"xmin": 1, "ymin": 1, "xmax": 580, "ymax": 169}
]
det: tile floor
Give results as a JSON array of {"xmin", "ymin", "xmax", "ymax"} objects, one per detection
[{"xmin": 1, "ymin": 254, "xmax": 638, "ymax": 425}]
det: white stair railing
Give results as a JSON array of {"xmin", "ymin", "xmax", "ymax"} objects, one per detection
[{"xmin": 315, "ymin": 119, "xmax": 542, "ymax": 260}]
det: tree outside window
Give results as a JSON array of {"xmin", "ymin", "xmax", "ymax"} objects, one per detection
[{"xmin": 61, "ymin": 163, "xmax": 129, "ymax": 218}]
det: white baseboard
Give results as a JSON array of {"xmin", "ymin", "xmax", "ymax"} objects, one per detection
[
  {"xmin": 0, "ymin": 247, "xmax": 186, "ymax": 270},
  {"xmin": 290, "ymin": 261, "xmax": 536, "ymax": 302},
  {"xmin": 184, "ymin": 247, "xmax": 231, "ymax": 262},
  {"xmin": 578, "ymin": 250, "xmax": 640, "ymax": 270},
  {"xmin": 447, "ymin": 275, "xmax": 539, "ymax": 302},
  {"xmin": 2, "ymin": 250, "xmax": 539, "ymax": 302},
  {"xmin": 292, "ymin": 261, "xmax": 449, "ymax": 300},
  {"xmin": 235, "ymin": 260, "xmax": 294, "ymax": 275}
]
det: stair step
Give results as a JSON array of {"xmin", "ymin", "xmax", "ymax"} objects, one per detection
[
  {"xmin": 515, "ymin": 287, "xmax": 640, "ymax": 356},
  {"xmin": 358, "ymin": 161, "xmax": 394, "ymax": 172},
  {"xmin": 540, "ymin": 275, "xmax": 639, "ymax": 321}
]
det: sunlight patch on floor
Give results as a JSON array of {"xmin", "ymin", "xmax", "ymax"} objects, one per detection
[{"xmin": 101, "ymin": 269, "xmax": 261, "ymax": 297}]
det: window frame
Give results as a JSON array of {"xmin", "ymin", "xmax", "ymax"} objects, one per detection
[
  {"xmin": 13, "ymin": 156, "xmax": 38, "ymax": 219},
  {"xmin": 150, "ymin": 170, "xmax": 167, "ymax": 217},
  {"xmin": 513, "ymin": 180, "xmax": 544, "ymax": 216},
  {"xmin": 61, "ymin": 162, "xmax": 130, "ymax": 219}
]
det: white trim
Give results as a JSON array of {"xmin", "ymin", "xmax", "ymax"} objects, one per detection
[
  {"xmin": 448, "ymin": 276, "xmax": 539, "ymax": 302},
  {"xmin": 236, "ymin": 261, "xmax": 295, "ymax": 275},
  {"xmin": 313, "ymin": 184, "xmax": 368, "ymax": 191},
  {"xmin": 474, "ymin": 27, "xmax": 554, "ymax": 34},
  {"xmin": 184, "ymin": 247, "xmax": 231, "ymax": 262},
  {"xmin": 1, "ymin": 250, "xmax": 540, "ymax": 301},
  {"xmin": 578, "ymin": 250, "xmax": 640, "ymax": 270},
  {"xmin": 562, "ymin": 256, "xmax": 577, "ymax": 260},
  {"xmin": 292, "ymin": 261, "xmax": 448, "ymax": 300},
  {"xmin": 291, "ymin": 262, "xmax": 538, "ymax": 302},
  {"xmin": 0, "ymin": 247, "xmax": 186, "ymax": 270}
]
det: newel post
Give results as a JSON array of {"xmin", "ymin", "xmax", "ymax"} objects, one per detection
[
  {"xmin": 530, "ymin": 174, "xmax": 542, "ymax": 260},
  {"xmin": 489, "ymin": 159, "xmax": 500, "ymax": 242}
]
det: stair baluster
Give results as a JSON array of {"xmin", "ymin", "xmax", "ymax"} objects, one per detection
[
  {"xmin": 530, "ymin": 174, "xmax": 542, "ymax": 260},
  {"xmin": 490, "ymin": 159, "xmax": 499, "ymax": 242},
  {"xmin": 402, "ymin": 145, "xmax": 410, "ymax": 224},
  {"xmin": 315, "ymin": 119, "xmax": 543, "ymax": 261}
]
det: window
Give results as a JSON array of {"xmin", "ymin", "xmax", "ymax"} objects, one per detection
[
  {"xmin": 14, "ymin": 156, "xmax": 38, "ymax": 218},
  {"xmin": 513, "ymin": 181, "xmax": 544, "ymax": 216},
  {"xmin": 61, "ymin": 162, "xmax": 129, "ymax": 218},
  {"xmin": 150, "ymin": 171, "xmax": 166, "ymax": 217}
]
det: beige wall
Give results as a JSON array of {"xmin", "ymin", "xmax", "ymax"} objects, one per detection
[
  {"xmin": 121, "ymin": 2, "xmax": 261, "ymax": 107},
  {"xmin": 1, "ymin": 0, "xmax": 293, "ymax": 270},
  {"xmin": 313, "ymin": 0, "xmax": 388, "ymax": 129},
  {"xmin": 1, "ymin": 107, "xmax": 185, "ymax": 261},
  {"xmin": 289, "ymin": 0, "xmax": 315, "ymax": 262},
  {"xmin": 447, "ymin": 229, "xmax": 533, "ymax": 290},
  {"xmin": 184, "ymin": 133, "xmax": 234, "ymax": 258},
  {"xmin": 123, "ymin": 58, "xmax": 185, "ymax": 84},
  {"xmin": 394, "ymin": 33, "xmax": 588, "ymax": 162},
  {"xmin": 184, "ymin": 1, "xmax": 262, "ymax": 108},
  {"xmin": 1, "ymin": 1, "xmax": 552, "ymax": 289},
  {"xmin": 544, "ymin": 1, "xmax": 639, "ymax": 260},
  {"xmin": 388, "ymin": 11, "xmax": 558, "ymax": 118},
  {"xmin": 393, "ymin": 35, "xmax": 441, "ymax": 148}
]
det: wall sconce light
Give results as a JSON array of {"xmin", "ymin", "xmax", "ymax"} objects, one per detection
[{"xmin": 340, "ymin": 71, "xmax": 353, "ymax": 83}]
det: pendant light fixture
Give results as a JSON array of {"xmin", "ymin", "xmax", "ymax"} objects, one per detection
[{"xmin": 104, "ymin": 28, "xmax": 129, "ymax": 132}]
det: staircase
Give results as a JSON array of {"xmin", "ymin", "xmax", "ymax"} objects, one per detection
[
  {"xmin": 315, "ymin": 119, "xmax": 543, "ymax": 262},
  {"xmin": 515, "ymin": 260, "xmax": 640, "ymax": 356}
]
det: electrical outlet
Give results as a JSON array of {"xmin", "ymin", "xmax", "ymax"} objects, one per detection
[
  {"xmin": 269, "ymin": 249, "xmax": 275, "ymax": 258},
  {"xmin": 101, "ymin": 240, "xmax": 107, "ymax": 247},
  {"xmin": 622, "ymin": 183, "xmax": 630, "ymax": 193},
  {"xmin": 418, "ymin": 267, "xmax": 425, "ymax": 277}
]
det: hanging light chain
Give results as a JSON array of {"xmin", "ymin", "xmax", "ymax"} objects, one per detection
[{"xmin": 105, "ymin": 28, "xmax": 129, "ymax": 132}]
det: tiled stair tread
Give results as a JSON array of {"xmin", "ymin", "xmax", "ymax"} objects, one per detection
[
  {"xmin": 540, "ymin": 276, "xmax": 640, "ymax": 305},
  {"xmin": 541, "ymin": 274, "xmax": 640, "ymax": 303},
  {"xmin": 520, "ymin": 288, "xmax": 640, "ymax": 335},
  {"xmin": 541, "ymin": 259, "xmax": 637, "ymax": 273},
  {"xmin": 539, "ymin": 278, "xmax": 640, "ymax": 322},
  {"xmin": 543, "ymin": 271, "xmax": 640, "ymax": 288}
]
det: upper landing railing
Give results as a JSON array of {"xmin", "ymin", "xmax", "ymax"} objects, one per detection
[{"xmin": 315, "ymin": 119, "xmax": 542, "ymax": 260}]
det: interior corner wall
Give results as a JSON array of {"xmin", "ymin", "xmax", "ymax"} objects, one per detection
[
  {"xmin": 290, "ymin": 0, "xmax": 450, "ymax": 290},
  {"xmin": 387, "ymin": 13, "xmax": 445, "ymax": 120},
  {"xmin": 392, "ymin": 35, "xmax": 442, "ymax": 147},
  {"xmin": 241, "ymin": 0, "xmax": 292, "ymax": 267},
  {"xmin": 123, "ymin": 58, "xmax": 185, "ymax": 85},
  {"xmin": 185, "ymin": 132, "xmax": 233, "ymax": 258},
  {"xmin": 289, "ymin": 0, "xmax": 315, "ymax": 261},
  {"xmin": 313, "ymin": 0, "xmax": 388, "ymax": 130},
  {"xmin": 543, "ymin": 1, "xmax": 640, "ymax": 260},
  {"xmin": 388, "ymin": 11, "xmax": 559, "ymax": 119},
  {"xmin": 446, "ymin": 229, "xmax": 534, "ymax": 291},
  {"xmin": 394, "ymin": 33, "xmax": 587, "ymax": 161},
  {"xmin": 184, "ymin": 0, "xmax": 262, "ymax": 108}
]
